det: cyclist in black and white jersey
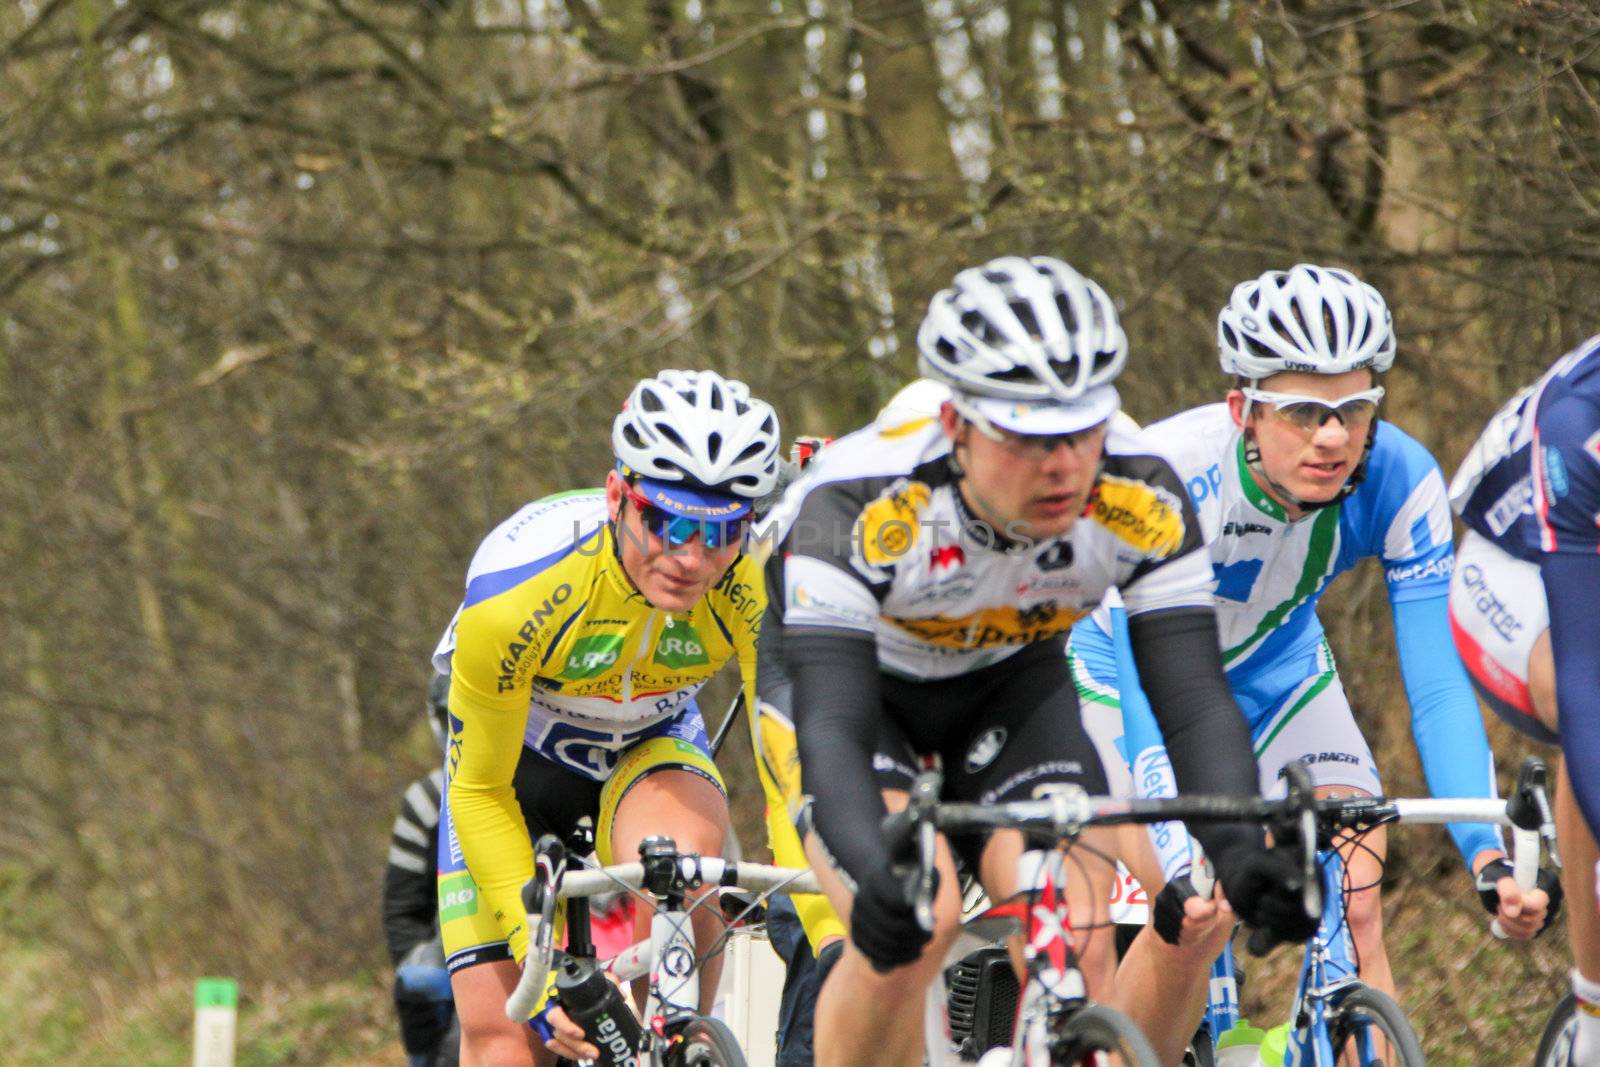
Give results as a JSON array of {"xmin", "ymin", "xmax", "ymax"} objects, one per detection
[
  {"xmin": 758, "ymin": 256, "xmax": 1317, "ymax": 1066},
  {"xmin": 383, "ymin": 674, "xmax": 454, "ymax": 1067}
]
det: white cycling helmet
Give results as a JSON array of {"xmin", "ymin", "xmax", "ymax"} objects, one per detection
[
  {"xmin": 917, "ymin": 256, "xmax": 1128, "ymax": 404},
  {"xmin": 612, "ymin": 370, "xmax": 780, "ymax": 499},
  {"xmin": 1218, "ymin": 264, "xmax": 1395, "ymax": 380}
]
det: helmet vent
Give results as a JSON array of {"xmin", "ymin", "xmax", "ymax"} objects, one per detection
[
  {"xmin": 1009, "ymin": 299, "xmax": 1042, "ymax": 339},
  {"xmin": 1054, "ymin": 293, "xmax": 1079, "ymax": 334},
  {"xmin": 706, "ymin": 431, "xmax": 722, "ymax": 462}
]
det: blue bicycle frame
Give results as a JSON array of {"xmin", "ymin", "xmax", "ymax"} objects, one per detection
[{"xmin": 1279, "ymin": 846, "xmax": 1365, "ymax": 1066}]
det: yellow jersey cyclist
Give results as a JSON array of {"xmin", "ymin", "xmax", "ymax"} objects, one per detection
[
  {"xmin": 762, "ymin": 256, "xmax": 1318, "ymax": 1067},
  {"xmin": 433, "ymin": 369, "xmax": 779, "ymax": 1066}
]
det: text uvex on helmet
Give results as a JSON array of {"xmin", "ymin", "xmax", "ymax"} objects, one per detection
[
  {"xmin": 916, "ymin": 256, "xmax": 1128, "ymax": 402},
  {"xmin": 1217, "ymin": 264, "xmax": 1396, "ymax": 380},
  {"xmin": 612, "ymin": 370, "xmax": 780, "ymax": 498}
]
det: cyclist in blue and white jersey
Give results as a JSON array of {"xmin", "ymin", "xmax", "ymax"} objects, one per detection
[
  {"xmin": 1069, "ymin": 265, "xmax": 1550, "ymax": 1059},
  {"xmin": 1450, "ymin": 336, "xmax": 1600, "ymax": 1062}
]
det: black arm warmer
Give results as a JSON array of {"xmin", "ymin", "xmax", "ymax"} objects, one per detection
[
  {"xmin": 787, "ymin": 628, "xmax": 888, "ymax": 888},
  {"xmin": 1127, "ymin": 607, "xmax": 1264, "ymax": 871},
  {"xmin": 382, "ymin": 859, "xmax": 439, "ymax": 966}
]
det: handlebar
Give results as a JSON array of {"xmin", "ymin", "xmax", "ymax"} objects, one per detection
[
  {"xmin": 504, "ymin": 838, "xmax": 820, "ymax": 1023},
  {"xmin": 884, "ymin": 762, "xmax": 1326, "ymax": 945},
  {"xmin": 882, "ymin": 758, "xmax": 1554, "ymax": 952}
]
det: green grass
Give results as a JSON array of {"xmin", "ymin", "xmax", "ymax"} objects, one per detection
[{"xmin": 2, "ymin": 945, "xmax": 399, "ymax": 1067}]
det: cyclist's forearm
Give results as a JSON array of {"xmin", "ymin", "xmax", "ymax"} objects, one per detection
[
  {"xmin": 788, "ymin": 627, "xmax": 888, "ymax": 886},
  {"xmin": 1391, "ymin": 593, "xmax": 1504, "ymax": 865},
  {"xmin": 1127, "ymin": 607, "xmax": 1261, "ymax": 866}
]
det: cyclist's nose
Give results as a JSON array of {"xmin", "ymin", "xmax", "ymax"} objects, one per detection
[
  {"xmin": 1037, "ymin": 438, "xmax": 1084, "ymax": 472},
  {"xmin": 1311, "ymin": 415, "xmax": 1351, "ymax": 448}
]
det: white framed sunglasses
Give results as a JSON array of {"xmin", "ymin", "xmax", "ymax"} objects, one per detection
[{"xmin": 1240, "ymin": 385, "xmax": 1385, "ymax": 431}]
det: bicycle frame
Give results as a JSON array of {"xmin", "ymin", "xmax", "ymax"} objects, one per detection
[
  {"xmin": 925, "ymin": 848, "xmax": 1091, "ymax": 1067},
  {"xmin": 506, "ymin": 837, "xmax": 819, "ymax": 1064},
  {"xmin": 1280, "ymin": 845, "xmax": 1364, "ymax": 1066}
]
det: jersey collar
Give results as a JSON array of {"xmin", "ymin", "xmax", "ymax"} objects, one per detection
[{"xmin": 1234, "ymin": 434, "xmax": 1289, "ymax": 522}]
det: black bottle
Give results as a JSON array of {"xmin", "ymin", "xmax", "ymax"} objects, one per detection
[{"xmin": 555, "ymin": 954, "xmax": 643, "ymax": 1067}]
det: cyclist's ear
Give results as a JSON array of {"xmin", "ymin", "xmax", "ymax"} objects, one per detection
[
  {"xmin": 604, "ymin": 469, "xmax": 626, "ymax": 521},
  {"xmin": 1226, "ymin": 390, "xmax": 1250, "ymax": 429}
]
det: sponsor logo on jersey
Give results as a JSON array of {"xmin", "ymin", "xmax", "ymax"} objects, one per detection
[
  {"xmin": 1458, "ymin": 562, "xmax": 1523, "ymax": 642},
  {"xmin": 887, "ymin": 601, "xmax": 1087, "ymax": 651},
  {"xmin": 1016, "ymin": 573, "xmax": 1082, "ymax": 597},
  {"xmin": 439, "ymin": 872, "xmax": 479, "ymax": 922},
  {"xmin": 1035, "ymin": 540, "xmax": 1074, "ymax": 571},
  {"xmin": 1090, "ymin": 476, "xmax": 1185, "ymax": 557},
  {"xmin": 1544, "ymin": 446, "xmax": 1570, "ymax": 499},
  {"xmin": 901, "ymin": 572, "xmax": 979, "ymax": 607},
  {"xmin": 1384, "ymin": 556, "xmax": 1453, "ymax": 585},
  {"xmin": 791, "ymin": 579, "xmax": 877, "ymax": 626},
  {"xmin": 1187, "ymin": 464, "xmax": 1224, "ymax": 505},
  {"xmin": 965, "ymin": 727, "xmax": 1008, "ymax": 772},
  {"xmin": 714, "ymin": 567, "xmax": 763, "ymax": 625},
  {"xmin": 562, "ymin": 633, "xmax": 625, "ymax": 680},
  {"xmin": 1222, "ymin": 520, "xmax": 1272, "ymax": 538},
  {"xmin": 930, "ymin": 543, "xmax": 964, "ymax": 576},
  {"xmin": 498, "ymin": 583, "xmax": 575, "ymax": 692},
  {"xmin": 447, "ymin": 711, "xmax": 464, "ymax": 777},
  {"xmin": 978, "ymin": 760, "xmax": 1084, "ymax": 805},
  {"xmin": 1485, "ymin": 475, "xmax": 1533, "ymax": 537},
  {"xmin": 854, "ymin": 479, "xmax": 932, "ymax": 567},
  {"xmin": 653, "ymin": 619, "xmax": 709, "ymax": 668}
]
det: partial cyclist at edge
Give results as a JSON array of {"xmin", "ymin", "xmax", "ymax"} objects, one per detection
[
  {"xmin": 432, "ymin": 369, "xmax": 779, "ymax": 1066},
  {"xmin": 1449, "ymin": 335, "xmax": 1600, "ymax": 1064},
  {"xmin": 383, "ymin": 673, "xmax": 457, "ymax": 1067},
  {"xmin": 759, "ymin": 255, "xmax": 1320, "ymax": 1067},
  {"xmin": 1068, "ymin": 264, "xmax": 1552, "ymax": 1061}
]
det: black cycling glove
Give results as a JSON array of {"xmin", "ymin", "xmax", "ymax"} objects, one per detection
[
  {"xmin": 1216, "ymin": 846, "xmax": 1320, "ymax": 949},
  {"xmin": 849, "ymin": 863, "xmax": 939, "ymax": 973},
  {"xmin": 1475, "ymin": 858, "xmax": 1565, "ymax": 936},
  {"xmin": 1153, "ymin": 874, "xmax": 1204, "ymax": 947}
]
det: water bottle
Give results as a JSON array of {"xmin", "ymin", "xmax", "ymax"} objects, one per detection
[
  {"xmin": 1214, "ymin": 1018, "xmax": 1267, "ymax": 1066},
  {"xmin": 554, "ymin": 955, "xmax": 643, "ymax": 1067}
]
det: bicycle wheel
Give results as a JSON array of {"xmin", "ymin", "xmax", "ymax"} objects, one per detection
[
  {"xmin": 667, "ymin": 1016, "xmax": 748, "ymax": 1067},
  {"xmin": 1051, "ymin": 1003, "xmax": 1160, "ymax": 1066},
  {"xmin": 1533, "ymin": 993, "xmax": 1577, "ymax": 1067},
  {"xmin": 1180, "ymin": 1026, "xmax": 1215, "ymax": 1067},
  {"xmin": 1327, "ymin": 983, "xmax": 1425, "ymax": 1067}
]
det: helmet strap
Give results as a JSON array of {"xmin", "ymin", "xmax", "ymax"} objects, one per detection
[{"xmin": 1241, "ymin": 420, "xmax": 1377, "ymax": 515}]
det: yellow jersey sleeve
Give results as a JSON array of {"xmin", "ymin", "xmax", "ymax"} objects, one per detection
[{"xmin": 446, "ymin": 561, "xmax": 579, "ymax": 963}]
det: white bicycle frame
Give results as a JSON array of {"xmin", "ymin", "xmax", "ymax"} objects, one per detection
[{"xmin": 505, "ymin": 855, "xmax": 820, "ymax": 1026}]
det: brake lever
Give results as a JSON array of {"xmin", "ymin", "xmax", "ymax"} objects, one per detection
[{"xmin": 1280, "ymin": 760, "xmax": 1323, "ymax": 924}]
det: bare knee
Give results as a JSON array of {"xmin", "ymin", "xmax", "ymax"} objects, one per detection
[{"xmin": 1343, "ymin": 882, "xmax": 1384, "ymax": 947}]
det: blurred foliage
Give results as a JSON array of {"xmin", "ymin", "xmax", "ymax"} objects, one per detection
[{"xmin": 3, "ymin": 0, "xmax": 1595, "ymax": 1060}]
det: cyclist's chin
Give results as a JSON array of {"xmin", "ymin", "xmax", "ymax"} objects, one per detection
[{"xmin": 639, "ymin": 571, "xmax": 712, "ymax": 611}]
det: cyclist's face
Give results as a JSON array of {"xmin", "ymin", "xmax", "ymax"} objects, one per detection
[
  {"xmin": 606, "ymin": 471, "xmax": 742, "ymax": 611},
  {"xmin": 941, "ymin": 403, "xmax": 1107, "ymax": 542},
  {"xmin": 1229, "ymin": 368, "xmax": 1376, "ymax": 512}
]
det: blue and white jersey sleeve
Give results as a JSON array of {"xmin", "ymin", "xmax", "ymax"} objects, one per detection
[
  {"xmin": 1339, "ymin": 424, "xmax": 1456, "ymax": 602},
  {"xmin": 1343, "ymin": 424, "xmax": 1502, "ymax": 866}
]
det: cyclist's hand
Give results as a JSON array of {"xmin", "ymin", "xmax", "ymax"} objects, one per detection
[
  {"xmin": 1475, "ymin": 857, "xmax": 1563, "ymax": 939},
  {"xmin": 1152, "ymin": 873, "xmax": 1232, "ymax": 947},
  {"xmin": 538, "ymin": 1002, "xmax": 600, "ymax": 1063},
  {"xmin": 850, "ymin": 862, "xmax": 939, "ymax": 973},
  {"xmin": 1221, "ymin": 847, "xmax": 1319, "ymax": 950}
]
